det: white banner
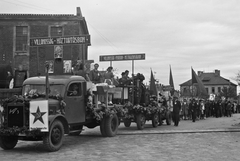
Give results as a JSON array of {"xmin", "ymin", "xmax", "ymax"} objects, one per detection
[
  {"xmin": 209, "ymin": 94, "xmax": 215, "ymax": 101},
  {"xmin": 29, "ymin": 100, "xmax": 49, "ymax": 132}
]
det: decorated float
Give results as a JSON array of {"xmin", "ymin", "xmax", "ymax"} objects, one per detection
[
  {"xmin": 0, "ymin": 63, "xmax": 120, "ymax": 152},
  {"xmin": 112, "ymin": 73, "xmax": 161, "ymax": 130}
]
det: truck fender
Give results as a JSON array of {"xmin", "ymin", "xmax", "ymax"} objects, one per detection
[{"xmin": 48, "ymin": 114, "xmax": 69, "ymax": 134}]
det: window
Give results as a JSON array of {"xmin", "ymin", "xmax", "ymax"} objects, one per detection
[
  {"xmin": 205, "ymin": 88, "xmax": 208, "ymax": 94},
  {"xmin": 23, "ymin": 84, "xmax": 64, "ymax": 96},
  {"xmin": 218, "ymin": 87, "xmax": 221, "ymax": 93},
  {"xmin": 50, "ymin": 26, "xmax": 63, "ymax": 37},
  {"xmin": 16, "ymin": 26, "xmax": 28, "ymax": 51},
  {"xmin": 67, "ymin": 83, "xmax": 82, "ymax": 96},
  {"xmin": 211, "ymin": 87, "xmax": 215, "ymax": 94},
  {"xmin": 183, "ymin": 88, "xmax": 187, "ymax": 93}
]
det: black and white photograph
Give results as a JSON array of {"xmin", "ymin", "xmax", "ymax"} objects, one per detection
[
  {"xmin": 54, "ymin": 45, "xmax": 63, "ymax": 59},
  {"xmin": 46, "ymin": 60, "xmax": 54, "ymax": 73},
  {"xmin": 63, "ymin": 60, "xmax": 72, "ymax": 73},
  {"xmin": 0, "ymin": 0, "xmax": 240, "ymax": 161}
]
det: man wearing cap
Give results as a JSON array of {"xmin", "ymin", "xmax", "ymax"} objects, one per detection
[
  {"xmin": 89, "ymin": 63, "xmax": 101, "ymax": 84},
  {"xmin": 172, "ymin": 96, "xmax": 181, "ymax": 126}
]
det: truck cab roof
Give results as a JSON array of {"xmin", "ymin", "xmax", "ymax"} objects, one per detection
[{"xmin": 23, "ymin": 75, "xmax": 86, "ymax": 85}]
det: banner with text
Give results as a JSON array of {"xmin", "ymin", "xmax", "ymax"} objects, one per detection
[
  {"xmin": 99, "ymin": 53, "xmax": 145, "ymax": 61},
  {"xmin": 30, "ymin": 35, "xmax": 90, "ymax": 46}
]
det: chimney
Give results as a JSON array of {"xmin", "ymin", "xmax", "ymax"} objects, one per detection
[
  {"xmin": 76, "ymin": 7, "xmax": 82, "ymax": 17},
  {"xmin": 214, "ymin": 69, "xmax": 220, "ymax": 76}
]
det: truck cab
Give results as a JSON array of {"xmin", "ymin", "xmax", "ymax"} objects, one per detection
[
  {"xmin": 23, "ymin": 75, "xmax": 86, "ymax": 124},
  {"xmin": 0, "ymin": 75, "xmax": 119, "ymax": 152}
]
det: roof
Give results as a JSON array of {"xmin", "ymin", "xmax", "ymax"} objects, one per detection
[
  {"xmin": 0, "ymin": 13, "xmax": 85, "ymax": 22},
  {"xmin": 0, "ymin": 7, "xmax": 89, "ymax": 35},
  {"xmin": 23, "ymin": 75, "xmax": 85, "ymax": 85},
  {"xmin": 180, "ymin": 72, "xmax": 237, "ymax": 86}
]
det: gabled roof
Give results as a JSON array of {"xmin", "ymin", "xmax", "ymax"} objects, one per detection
[{"xmin": 180, "ymin": 72, "xmax": 237, "ymax": 86}]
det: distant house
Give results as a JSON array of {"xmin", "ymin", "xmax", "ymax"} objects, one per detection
[{"xmin": 180, "ymin": 69, "xmax": 237, "ymax": 98}]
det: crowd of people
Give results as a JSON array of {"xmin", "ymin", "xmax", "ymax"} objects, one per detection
[
  {"xmin": 182, "ymin": 98, "xmax": 240, "ymax": 121},
  {"xmin": 87, "ymin": 63, "xmax": 133, "ymax": 87},
  {"xmin": 176, "ymin": 97, "xmax": 239, "ymax": 123},
  {"xmin": 159, "ymin": 93, "xmax": 240, "ymax": 126},
  {"xmin": 85, "ymin": 63, "xmax": 240, "ymax": 124}
]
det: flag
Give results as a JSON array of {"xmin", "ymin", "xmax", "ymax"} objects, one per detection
[
  {"xmin": 191, "ymin": 67, "xmax": 208, "ymax": 97},
  {"xmin": 191, "ymin": 68, "xmax": 198, "ymax": 84},
  {"xmin": 169, "ymin": 65, "xmax": 175, "ymax": 96},
  {"xmin": 150, "ymin": 69, "xmax": 157, "ymax": 96}
]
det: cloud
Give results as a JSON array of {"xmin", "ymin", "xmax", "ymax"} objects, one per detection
[{"xmin": 0, "ymin": 0, "xmax": 240, "ymax": 91}]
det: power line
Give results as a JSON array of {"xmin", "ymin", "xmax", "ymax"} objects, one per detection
[
  {"xmin": 1, "ymin": 0, "xmax": 59, "ymax": 13},
  {"xmin": 87, "ymin": 22, "xmax": 125, "ymax": 54}
]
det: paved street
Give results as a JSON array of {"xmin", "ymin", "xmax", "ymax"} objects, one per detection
[{"xmin": 1, "ymin": 114, "xmax": 240, "ymax": 161}]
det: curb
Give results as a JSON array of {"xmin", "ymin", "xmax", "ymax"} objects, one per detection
[{"xmin": 117, "ymin": 128, "xmax": 240, "ymax": 135}]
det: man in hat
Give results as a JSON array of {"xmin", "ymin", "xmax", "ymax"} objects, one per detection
[
  {"xmin": 89, "ymin": 63, "xmax": 101, "ymax": 84},
  {"xmin": 172, "ymin": 96, "xmax": 181, "ymax": 126}
]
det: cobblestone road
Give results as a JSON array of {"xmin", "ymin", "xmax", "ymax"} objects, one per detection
[{"xmin": 1, "ymin": 114, "xmax": 240, "ymax": 161}]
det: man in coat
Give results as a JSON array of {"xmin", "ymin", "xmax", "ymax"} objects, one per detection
[
  {"xmin": 189, "ymin": 98, "xmax": 198, "ymax": 122},
  {"xmin": 182, "ymin": 99, "xmax": 188, "ymax": 120},
  {"xmin": 172, "ymin": 96, "xmax": 181, "ymax": 126}
]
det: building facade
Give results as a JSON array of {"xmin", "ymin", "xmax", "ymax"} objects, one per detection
[
  {"xmin": 0, "ymin": 7, "xmax": 90, "ymax": 79},
  {"xmin": 180, "ymin": 70, "xmax": 237, "ymax": 98}
]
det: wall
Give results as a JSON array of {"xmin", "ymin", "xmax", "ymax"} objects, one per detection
[{"xmin": 0, "ymin": 15, "xmax": 89, "ymax": 77}]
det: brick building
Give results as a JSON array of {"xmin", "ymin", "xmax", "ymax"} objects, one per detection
[
  {"xmin": 0, "ymin": 7, "xmax": 90, "ymax": 80},
  {"xmin": 180, "ymin": 69, "xmax": 237, "ymax": 98}
]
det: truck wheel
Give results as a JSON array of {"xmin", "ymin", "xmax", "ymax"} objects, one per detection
[
  {"xmin": 104, "ymin": 114, "xmax": 119, "ymax": 137},
  {"xmin": 152, "ymin": 113, "xmax": 159, "ymax": 128},
  {"xmin": 0, "ymin": 136, "xmax": 18, "ymax": 150},
  {"xmin": 43, "ymin": 120, "xmax": 64, "ymax": 152},
  {"xmin": 166, "ymin": 112, "xmax": 172, "ymax": 125},
  {"xmin": 136, "ymin": 113, "xmax": 145, "ymax": 130},
  {"xmin": 158, "ymin": 113, "xmax": 162, "ymax": 126},
  {"xmin": 123, "ymin": 118, "xmax": 131, "ymax": 127},
  {"xmin": 100, "ymin": 117, "xmax": 107, "ymax": 137}
]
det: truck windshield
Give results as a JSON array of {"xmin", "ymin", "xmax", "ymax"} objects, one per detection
[{"xmin": 23, "ymin": 84, "xmax": 64, "ymax": 97}]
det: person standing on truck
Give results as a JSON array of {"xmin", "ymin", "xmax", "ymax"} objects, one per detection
[
  {"xmin": 104, "ymin": 66, "xmax": 114, "ymax": 85},
  {"xmin": 119, "ymin": 70, "xmax": 131, "ymax": 86},
  {"xmin": 89, "ymin": 63, "xmax": 101, "ymax": 84},
  {"xmin": 103, "ymin": 66, "xmax": 114, "ymax": 105}
]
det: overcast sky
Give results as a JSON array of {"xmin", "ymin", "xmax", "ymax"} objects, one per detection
[{"xmin": 1, "ymin": 0, "xmax": 240, "ymax": 91}]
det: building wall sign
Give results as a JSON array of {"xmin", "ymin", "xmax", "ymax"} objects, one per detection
[
  {"xmin": 99, "ymin": 53, "xmax": 145, "ymax": 61},
  {"xmin": 30, "ymin": 35, "xmax": 90, "ymax": 46}
]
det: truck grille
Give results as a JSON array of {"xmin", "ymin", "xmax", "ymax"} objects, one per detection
[{"xmin": 7, "ymin": 103, "xmax": 25, "ymax": 127}]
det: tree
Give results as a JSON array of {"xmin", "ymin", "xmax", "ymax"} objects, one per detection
[
  {"xmin": 235, "ymin": 71, "xmax": 240, "ymax": 86},
  {"xmin": 217, "ymin": 86, "xmax": 237, "ymax": 100}
]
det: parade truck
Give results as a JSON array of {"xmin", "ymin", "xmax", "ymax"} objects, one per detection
[
  {"xmin": 0, "ymin": 75, "xmax": 119, "ymax": 152},
  {"xmin": 113, "ymin": 73, "xmax": 160, "ymax": 130}
]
